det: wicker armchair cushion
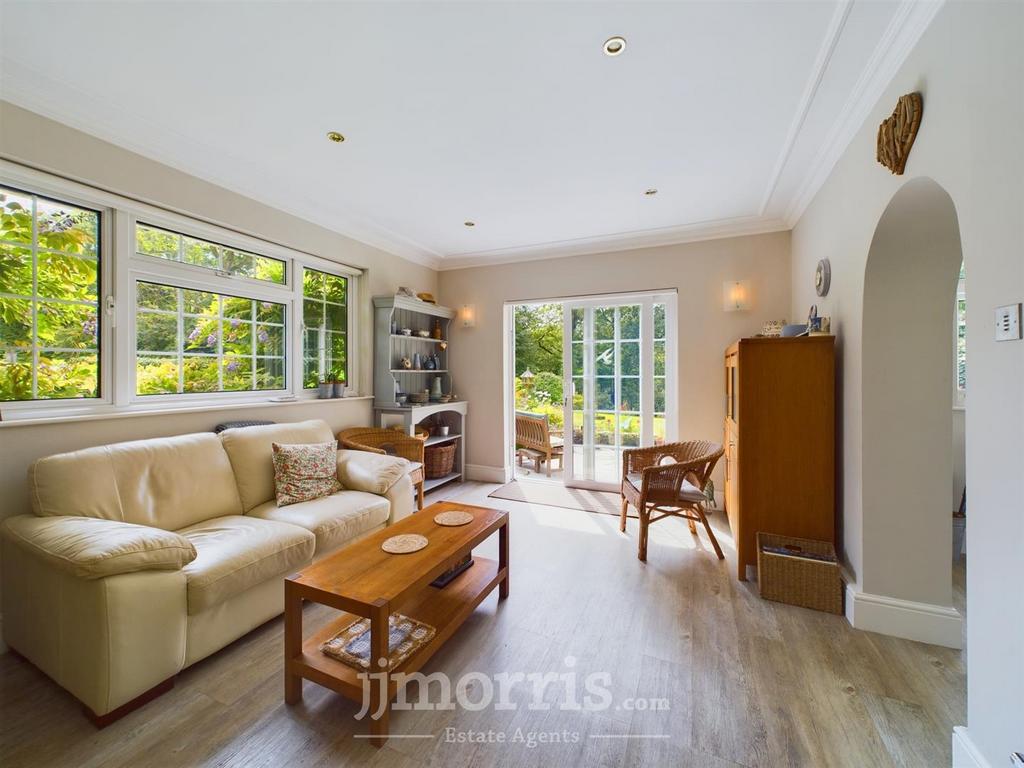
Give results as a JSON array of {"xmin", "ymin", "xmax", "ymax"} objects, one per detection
[{"xmin": 625, "ymin": 473, "xmax": 705, "ymax": 503}]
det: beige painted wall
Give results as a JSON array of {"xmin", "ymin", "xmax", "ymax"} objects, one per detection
[
  {"xmin": 437, "ymin": 231, "xmax": 791, "ymax": 486},
  {"xmin": 0, "ymin": 102, "xmax": 435, "ymax": 522},
  {"xmin": 790, "ymin": 2, "xmax": 1023, "ymax": 763}
]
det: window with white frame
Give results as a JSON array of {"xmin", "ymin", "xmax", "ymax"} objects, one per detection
[
  {"xmin": 135, "ymin": 282, "xmax": 286, "ymax": 395},
  {"xmin": 302, "ymin": 267, "xmax": 348, "ymax": 388},
  {"xmin": 0, "ymin": 164, "xmax": 359, "ymax": 418},
  {"xmin": 1, "ymin": 185, "xmax": 102, "ymax": 401}
]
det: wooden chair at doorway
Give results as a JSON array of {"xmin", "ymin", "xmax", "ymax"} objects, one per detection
[{"xmin": 619, "ymin": 440, "xmax": 725, "ymax": 562}]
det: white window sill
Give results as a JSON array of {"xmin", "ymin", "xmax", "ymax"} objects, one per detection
[{"xmin": 0, "ymin": 395, "xmax": 372, "ymax": 428}]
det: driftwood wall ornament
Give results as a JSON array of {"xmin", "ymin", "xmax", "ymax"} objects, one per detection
[{"xmin": 876, "ymin": 92, "xmax": 923, "ymax": 175}]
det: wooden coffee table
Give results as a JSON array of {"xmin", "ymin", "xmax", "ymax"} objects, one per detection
[{"xmin": 283, "ymin": 501, "xmax": 509, "ymax": 746}]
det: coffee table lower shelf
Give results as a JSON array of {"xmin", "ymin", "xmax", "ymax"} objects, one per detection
[{"xmin": 287, "ymin": 555, "xmax": 503, "ymax": 705}]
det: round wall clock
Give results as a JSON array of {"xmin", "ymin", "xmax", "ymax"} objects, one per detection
[{"xmin": 815, "ymin": 259, "xmax": 831, "ymax": 297}]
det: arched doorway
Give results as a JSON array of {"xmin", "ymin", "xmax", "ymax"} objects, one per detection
[{"xmin": 859, "ymin": 177, "xmax": 964, "ymax": 647}]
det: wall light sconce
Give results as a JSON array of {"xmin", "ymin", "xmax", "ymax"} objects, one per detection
[
  {"xmin": 461, "ymin": 304, "xmax": 477, "ymax": 328},
  {"xmin": 723, "ymin": 281, "xmax": 752, "ymax": 312}
]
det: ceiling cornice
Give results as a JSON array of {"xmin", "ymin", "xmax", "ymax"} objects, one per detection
[
  {"xmin": 437, "ymin": 215, "xmax": 791, "ymax": 272},
  {"xmin": 782, "ymin": 0, "xmax": 946, "ymax": 227}
]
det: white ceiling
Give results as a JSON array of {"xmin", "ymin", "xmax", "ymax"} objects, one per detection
[{"xmin": 0, "ymin": 1, "xmax": 941, "ymax": 269}]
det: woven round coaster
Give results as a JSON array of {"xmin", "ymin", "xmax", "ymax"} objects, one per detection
[
  {"xmin": 381, "ymin": 534, "xmax": 428, "ymax": 554},
  {"xmin": 433, "ymin": 510, "xmax": 473, "ymax": 527}
]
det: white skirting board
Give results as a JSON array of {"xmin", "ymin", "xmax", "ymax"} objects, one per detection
[
  {"xmin": 465, "ymin": 464, "xmax": 510, "ymax": 483},
  {"xmin": 952, "ymin": 727, "xmax": 992, "ymax": 768},
  {"xmin": 846, "ymin": 584, "xmax": 963, "ymax": 649}
]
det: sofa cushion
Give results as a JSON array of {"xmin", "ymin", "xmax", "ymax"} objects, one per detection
[
  {"xmin": 2, "ymin": 515, "xmax": 197, "ymax": 579},
  {"xmin": 336, "ymin": 449, "xmax": 409, "ymax": 495},
  {"xmin": 248, "ymin": 491, "xmax": 390, "ymax": 554},
  {"xmin": 179, "ymin": 516, "xmax": 314, "ymax": 615},
  {"xmin": 220, "ymin": 420, "xmax": 336, "ymax": 512},
  {"xmin": 29, "ymin": 433, "xmax": 242, "ymax": 531},
  {"xmin": 272, "ymin": 442, "xmax": 342, "ymax": 506}
]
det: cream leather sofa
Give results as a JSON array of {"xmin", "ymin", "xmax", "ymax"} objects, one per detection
[{"xmin": 1, "ymin": 419, "xmax": 413, "ymax": 721}]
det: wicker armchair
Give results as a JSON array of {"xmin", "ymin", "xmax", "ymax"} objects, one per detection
[
  {"xmin": 338, "ymin": 427, "xmax": 428, "ymax": 510},
  {"xmin": 619, "ymin": 440, "xmax": 724, "ymax": 562}
]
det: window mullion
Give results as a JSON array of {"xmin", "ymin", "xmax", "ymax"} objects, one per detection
[{"xmin": 30, "ymin": 194, "xmax": 38, "ymax": 399}]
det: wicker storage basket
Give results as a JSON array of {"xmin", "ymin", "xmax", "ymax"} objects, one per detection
[
  {"xmin": 757, "ymin": 532, "xmax": 843, "ymax": 614},
  {"xmin": 423, "ymin": 442, "xmax": 456, "ymax": 479}
]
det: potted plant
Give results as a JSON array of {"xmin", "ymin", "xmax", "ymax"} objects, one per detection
[
  {"xmin": 317, "ymin": 378, "xmax": 333, "ymax": 399},
  {"xmin": 332, "ymin": 373, "xmax": 346, "ymax": 398}
]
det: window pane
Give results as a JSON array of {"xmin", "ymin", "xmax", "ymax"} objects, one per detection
[
  {"xmin": 136, "ymin": 224, "xmax": 179, "ymax": 260},
  {"xmin": 0, "ymin": 348, "xmax": 32, "ymax": 401},
  {"xmin": 571, "ymin": 308, "xmax": 584, "ymax": 341},
  {"xmin": 257, "ymin": 300, "xmax": 284, "ymax": 324},
  {"xmin": 324, "ymin": 273, "xmax": 347, "ymax": 303},
  {"xmin": 184, "ymin": 289, "xmax": 218, "ymax": 316},
  {"xmin": 596, "ymin": 378, "xmax": 616, "ymax": 410},
  {"xmin": 654, "ymin": 303, "xmax": 666, "ymax": 339},
  {"xmin": 137, "ymin": 356, "xmax": 179, "ymax": 395},
  {"xmin": 571, "ymin": 343, "xmax": 584, "ymax": 376},
  {"xmin": 302, "ymin": 267, "xmax": 348, "ymax": 387},
  {"xmin": 0, "ymin": 189, "xmax": 33, "ymax": 245},
  {"xmin": 257, "ymin": 357, "xmax": 285, "ymax": 390},
  {"xmin": 619, "ymin": 413, "xmax": 640, "ymax": 447},
  {"xmin": 654, "ymin": 340, "xmax": 665, "ymax": 376},
  {"xmin": 0, "ymin": 297, "xmax": 32, "ymax": 347},
  {"xmin": 222, "ymin": 356, "xmax": 252, "ymax": 391},
  {"xmin": 136, "ymin": 223, "xmax": 285, "ymax": 284},
  {"xmin": 0, "ymin": 245, "xmax": 32, "ymax": 296},
  {"xmin": 594, "ymin": 308, "xmax": 614, "ymax": 340},
  {"xmin": 621, "ymin": 377, "xmax": 639, "ymax": 412},
  {"xmin": 37, "ymin": 301, "xmax": 97, "ymax": 350},
  {"xmin": 256, "ymin": 324, "xmax": 283, "ymax": 357},
  {"xmin": 135, "ymin": 280, "xmax": 285, "ymax": 395},
  {"xmin": 1, "ymin": 187, "xmax": 102, "ymax": 402},
  {"xmin": 36, "ymin": 197, "xmax": 98, "ymax": 257},
  {"xmin": 595, "ymin": 413, "xmax": 615, "ymax": 445},
  {"xmin": 136, "ymin": 312, "xmax": 178, "ymax": 353},
  {"xmin": 138, "ymin": 282, "xmax": 177, "ymax": 311},
  {"xmin": 37, "ymin": 351, "xmax": 98, "ymax": 399},
  {"xmin": 620, "ymin": 341, "xmax": 639, "ymax": 376},
  {"xmin": 654, "ymin": 377, "xmax": 666, "ymax": 414},
  {"xmin": 183, "ymin": 356, "xmax": 218, "ymax": 393},
  {"xmin": 619, "ymin": 305, "xmax": 640, "ymax": 339},
  {"xmin": 183, "ymin": 237, "xmax": 220, "ymax": 269},
  {"xmin": 595, "ymin": 342, "xmax": 614, "ymax": 376}
]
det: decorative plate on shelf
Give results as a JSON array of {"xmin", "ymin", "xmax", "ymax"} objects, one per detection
[
  {"xmin": 434, "ymin": 510, "xmax": 473, "ymax": 527},
  {"xmin": 381, "ymin": 534, "xmax": 429, "ymax": 554}
]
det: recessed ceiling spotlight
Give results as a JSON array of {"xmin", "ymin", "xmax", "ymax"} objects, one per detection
[
  {"xmin": 644, "ymin": 188, "xmax": 658, "ymax": 196},
  {"xmin": 604, "ymin": 36, "xmax": 626, "ymax": 56},
  {"xmin": 326, "ymin": 131, "xmax": 345, "ymax": 143},
  {"xmin": 464, "ymin": 221, "xmax": 476, "ymax": 227}
]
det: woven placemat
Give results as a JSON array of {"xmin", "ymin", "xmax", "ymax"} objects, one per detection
[
  {"xmin": 381, "ymin": 534, "xmax": 428, "ymax": 554},
  {"xmin": 320, "ymin": 612, "xmax": 436, "ymax": 670},
  {"xmin": 434, "ymin": 510, "xmax": 473, "ymax": 527}
]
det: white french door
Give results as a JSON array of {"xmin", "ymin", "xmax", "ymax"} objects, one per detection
[{"xmin": 562, "ymin": 292, "xmax": 677, "ymax": 490}]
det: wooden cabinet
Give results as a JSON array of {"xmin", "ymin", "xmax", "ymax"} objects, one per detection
[{"xmin": 723, "ymin": 336, "xmax": 835, "ymax": 581}]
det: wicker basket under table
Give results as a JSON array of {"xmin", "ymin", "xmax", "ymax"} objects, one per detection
[
  {"xmin": 756, "ymin": 532, "xmax": 843, "ymax": 614},
  {"xmin": 423, "ymin": 442, "xmax": 457, "ymax": 479}
]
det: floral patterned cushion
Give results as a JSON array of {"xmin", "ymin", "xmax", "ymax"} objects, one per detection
[{"xmin": 271, "ymin": 442, "xmax": 342, "ymax": 507}]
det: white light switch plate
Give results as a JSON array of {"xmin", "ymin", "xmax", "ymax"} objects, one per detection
[{"xmin": 995, "ymin": 303, "xmax": 1022, "ymax": 341}]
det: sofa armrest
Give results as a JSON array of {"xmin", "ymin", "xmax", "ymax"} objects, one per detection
[
  {"xmin": 1, "ymin": 515, "xmax": 197, "ymax": 580},
  {"xmin": 336, "ymin": 449, "xmax": 409, "ymax": 495}
]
